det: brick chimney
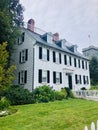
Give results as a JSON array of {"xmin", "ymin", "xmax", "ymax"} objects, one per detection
[
  {"xmin": 27, "ymin": 19, "xmax": 35, "ymax": 32},
  {"xmin": 53, "ymin": 33, "xmax": 59, "ymax": 41}
]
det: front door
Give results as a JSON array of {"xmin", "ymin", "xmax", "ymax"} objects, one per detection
[{"xmin": 68, "ymin": 75, "xmax": 72, "ymax": 89}]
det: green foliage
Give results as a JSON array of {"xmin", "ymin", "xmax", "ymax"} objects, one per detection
[
  {"xmin": 64, "ymin": 87, "xmax": 74, "ymax": 98},
  {"xmin": 0, "ymin": 97, "xmax": 10, "ymax": 110},
  {"xmin": 89, "ymin": 85, "xmax": 98, "ymax": 90},
  {"xmin": 0, "ymin": 42, "xmax": 16, "ymax": 90},
  {"xmin": 1, "ymin": 85, "xmax": 35, "ymax": 105},
  {"xmin": 33, "ymin": 85, "xmax": 55, "ymax": 103},
  {"xmin": 81, "ymin": 87, "xmax": 87, "ymax": 90},
  {"xmin": 89, "ymin": 57, "xmax": 98, "ymax": 85},
  {"xmin": 0, "ymin": 0, "xmax": 24, "ymax": 53}
]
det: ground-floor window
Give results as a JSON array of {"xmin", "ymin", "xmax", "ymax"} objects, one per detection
[{"xmin": 18, "ymin": 70, "xmax": 27, "ymax": 84}]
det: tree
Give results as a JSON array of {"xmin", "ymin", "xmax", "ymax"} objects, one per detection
[
  {"xmin": 89, "ymin": 57, "xmax": 98, "ymax": 85},
  {"xmin": 0, "ymin": 42, "xmax": 16, "ymax": 90},
  {"xmin": 0, "ymin": 0, "xmax": 24, "ymax": 52}
]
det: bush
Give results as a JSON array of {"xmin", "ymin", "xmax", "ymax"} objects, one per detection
[
  {"xmin": 64, "ymin": 87, "xmax": 74, "ymax": 98},
  {"xmin": 0, "ymin": 97, "xmax": 10, "ymax": 110},
  {"xmin": 33, "ymin": 85, "xmax": 55, "ymax": 103},
  {"xmin": 90, "ymin": 85, "xmax": 98, "ymax": 90},
  {"xmin": 81, "ymin": 87, "xmax": 87, "ymax": 90},
  {"xmin": 1, "ymin": 85, "xmax": 35, "ymax": 105}
]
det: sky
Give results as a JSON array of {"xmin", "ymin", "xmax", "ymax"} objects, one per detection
[{"xmin": 20, "ymin": 0, "xmax": 98, "ymax": 52}]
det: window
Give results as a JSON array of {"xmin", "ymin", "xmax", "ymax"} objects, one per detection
[
  {"xmin": 39, "ymin": 47, "xmax": 49, "ymax": 61},
  {"xmin": 56, "ymin": 53, "xmax": 59, "ymax": 64},
  {"xmin": 38, "ymin": 70, "xmax": 50, "ymax": 83},
  {"xmin": 53, "ymin": 51, "xmax": 61, "ymax": 64},
  {"xmin": 18, "ymin": 70, "xmax": 27, "ymax": 84},
  {"xmin": 19, "ymin": 49, "xmax": 28, "ymax": 63},
  {"xmin": 53, "ymin": 72, "xmax": 62, "ymax": 84},
  {"xmin": 18, "ymin": 32, "xmax": 25, "ymax": 44},
  {"xmin": 64, "ymin": 55, "xmax": 67, "ymax": 65},
  {"xmin": 74, "ymin": 58, "xmax": 77, "ymax": 67},
  {"xmin": 86, "ymin": 76, "xmax": 89, "ymax": 84}
]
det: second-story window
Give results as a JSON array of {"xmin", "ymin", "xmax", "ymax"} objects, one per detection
[
  {"xmin": 53, "ymin": 51, "xmax": 61, "ymax": 64},
  {"xmin": 39, "ymin": 47, "xmax": 49, "ymax": 61},
  {"xmin": 85, "ymin": 61, "xmax": 88, "ymax": 70},
  {"xmin": 18, "ymin": 32, "xmax": 25, "ymax": 45},
  {"xmin": 19, "ymin": 49, "xmax": 28, "ymax": 63}
]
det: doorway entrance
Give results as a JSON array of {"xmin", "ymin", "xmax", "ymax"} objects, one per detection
[{"xmin": 68, "ymin": 75, "xmax": 72, "ymax": 89}]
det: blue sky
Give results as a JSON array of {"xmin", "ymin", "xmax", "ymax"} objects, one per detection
[{"xmin": 20, "ymin": 0, "xmax": 98, "ymax": 52}]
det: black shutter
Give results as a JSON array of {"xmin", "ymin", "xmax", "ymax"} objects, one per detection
[
  {"xmin": 69, "ymin": 56, "xmax": 72, "ymax": 66},
  {"xmin": 47, "ymin": 49, "xmax": 49, "ymax": 61},
  {"xmin": 25, "ymin": 49, "xmax": 28, "ymax": 61},
  {"xmin": 59, "ymin": 53, "xmax": 61, "ymax": 64},
  {"xmin": 60, "ymin": 72, "xmax": 62, "ymax": 84},
  {"xmin": 39, "ymin": 69, "xmax": 42, "ymax": 83},
  {"xmin": 18, "ymin": 72, "xmax": 20, "ymax": 84},
  {"xmin": 22, "ymin": 32, "xmax": 25, "ymax": 42},
  {"xmin": 19, "ymin": 52, "xmax": 21, "ymax": 63},
  {"xmin": 75, "ymin": 74, "xmax": 78, "ymax": 84},
  {"xmin": 53, "ymin": 51, "xmax": 56, "ymax": 62},
  {"xmin": 47, "ymin": 70, "xmax": 50, "ymax": 83},
  {"xmin": 24, "ymin": 71, "xmax": 27, "ymax": 83},
  {"xmin": 53, "ymin": 71, "xmax": 56, "ymax": 83},
  {"xmin": 64, "ymin": 55, "xmax": 67, "ymax": 65},
  {"xmin": 39, "ymin": 47, "xmax": 42, "ymax": 59}
]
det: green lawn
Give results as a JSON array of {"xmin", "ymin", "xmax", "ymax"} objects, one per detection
[{"xmin": 0, "ymin": 99, "xmax": 98, "ymax": 130}]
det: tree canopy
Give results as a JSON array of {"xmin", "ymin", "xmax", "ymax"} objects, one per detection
[
  {"xmin": 89, "ymin": 57, "xmax": 98, "ymax": 85},
  {"xmin": 0, "ymin": 0, "xmax": 24, "ymax": 52},
  {"xmin": 0, "ymin": 42, "xmax": 16, "ymax": 90}
]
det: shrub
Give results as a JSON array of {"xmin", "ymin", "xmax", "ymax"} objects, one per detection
[
  {"xmin": 64, "ymin": 87, "xmax": 74, "ymax": 98},
  {"xmin": 90, "ymin": 85, "xmax": 98, "ymax": 90},
  {"xmin": 1, "ymin": 85, "xmax": 35, "ymax": 105},
  {"xmin": 33, "ymin": 85, "xmax": 55, "ymax": 103},
  {"xmin": 81, "ymin": 87, "xmax": 87, "ymax": 90},
  {"xmin": 0, "ymin": 97, "xmax": 10, "ymax": 110}
]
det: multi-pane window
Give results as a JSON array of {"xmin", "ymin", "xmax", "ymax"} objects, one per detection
[
  {"xmin": 38, "ymin": 69, "xmax": 50, "ymax": 83},
  {"xmin": 83, "ymin": 76, "xmax": 89, "ymax": 84},
  {"xmin": 53, "ymin": 51, "xmax": 61, "ymax": 64},
  {"xmin": 42, "ymin": 70, "xmax": 47, "ymax": 83},
  {"xmin": 53, "ymin": 72, "xmax": 62, "ymax": 84},
  {"xmin": 18, "ymin": 32, "xmax": 25, "ymax": 44},
  {"xmin": 39, "ymin": 47, "xmax": 49, "ymax": 61},
  {"xmin": 19, "ymin": 49, "xmax": 28, "ymax": 63},
  {"xmin": 18, "ymin": 70, "xmax": 27, "ymax": 84},
  {"xmin": 75, "ymin": 74, "xmax": 82, "ymax": 84},
  {"xmin": 42, "ymin": 48, "xmax": 47, "ymax": 60}
]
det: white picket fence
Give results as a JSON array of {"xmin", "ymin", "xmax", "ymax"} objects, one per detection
[
  {"xmin": 84, "ymin": 121, "xmax": 98, "ymax": 130},
  {"xmin": 73, "ymin": 90, "xmax": 98, "ymax": 101}
]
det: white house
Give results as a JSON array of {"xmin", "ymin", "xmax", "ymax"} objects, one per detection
[{"xmin": 12, "ymin": 19, "xmax": 90, "ymax": 92}]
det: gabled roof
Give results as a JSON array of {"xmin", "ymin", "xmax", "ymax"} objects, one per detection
[{"xmin": 23, "ymin": 28, "xmax": 89, "ymax": 60}]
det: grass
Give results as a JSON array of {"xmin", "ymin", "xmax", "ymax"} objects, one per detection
[{"xmin": 0, "ymin": 99, "xmax": 98, "ymax": 130}]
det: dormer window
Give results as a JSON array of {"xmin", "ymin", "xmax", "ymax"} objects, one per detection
[{"xmin": 41, "ymin": 33, "xmax": 53, "ymax": 44}]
